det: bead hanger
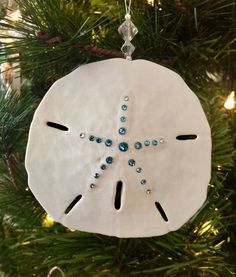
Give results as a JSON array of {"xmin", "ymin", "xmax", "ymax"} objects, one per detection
[{"xmin": 118, "ymin": 0, "xmax": 138, "ymax": 60}]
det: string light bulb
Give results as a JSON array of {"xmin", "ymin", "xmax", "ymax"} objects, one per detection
[
  {"xmin": 147, "ymin": 0, "xmax": 155, "ymax": 6},
  {"xmin": 42, "ymin": 213, "xmax": 55, "ymax": 227},
  {"xmin": 8, "ymin": 9, "xmax": 22, "ymax": 21},
  {"xmin": 224, "ymin": 91, "xmax": 235, "ymax": 110}
]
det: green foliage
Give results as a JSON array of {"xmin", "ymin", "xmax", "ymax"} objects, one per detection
[
  {"xmin": 0, "ymin": 90, "xmax": 36, "ymax": 154},
  {"xmin": 0, "ymin": 89, "xmax": 44, "ymax": 228},
  {"xmin": 0, "ymin": 0, "xmax": 235, "ymax": 276}
]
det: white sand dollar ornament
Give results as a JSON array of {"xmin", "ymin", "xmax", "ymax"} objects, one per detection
[{"xmin": 25, "ymin": 58, "xmax": 211, "ymax": 238}]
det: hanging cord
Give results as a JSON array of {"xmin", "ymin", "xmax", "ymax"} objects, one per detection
[{"xmin": 124, "ymin": 0, "xmax": 132, "ymax": 16}]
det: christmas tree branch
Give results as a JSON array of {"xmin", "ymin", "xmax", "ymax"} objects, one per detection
[
  {"xmin": 36, "ymin": 31, "xmax": 124, "ymax": 58},
  {"xmin": 72, "ymin": 44, "xmax": 123, "ymax": 58},
  {"xmin": 2, "ymin": 149, "xmax": 18, "ymax": 190}
]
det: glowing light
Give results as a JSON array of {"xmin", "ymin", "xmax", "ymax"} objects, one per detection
[
  {"xmin": 224, "ymin": 91, "xmax": 235, "ymax": 110},
  {"xmin": 217, "ymin": 165, "xmax": 222, "ymax": 171},
  {"xmin": 68, "ymin": 228, "xmax": 76, "ymax": 232},
  {"xmin": 198, "ymin": 221, "xmax": 219, "ymax": 236},
  {"xmin": 194, "ymin": 251, "xmax": 203, "ymax": 257},
  {"xmin": 147, "ymin": 0, "xmax": 155, "ymax": 6},
  {"xmin": 214, "ymin": 240, "xmax": 225, "ymax": 249},
  {"xmin": 21, "ymin": 241, "xmax": 30, "ymax": 246},
  {"xmin": 147, "ymin": 0, "xmax": 162, "ymax": 7},
  {"xmin": 9, "ymin": 9, "xmax": 22, "ymax": 22},
  {"xmin": 42, "ymin": 214, "xmax": 54, "ymax": 227}
]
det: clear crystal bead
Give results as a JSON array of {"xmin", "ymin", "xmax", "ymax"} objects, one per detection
[
  {"xmin": 121, "ymin": 41, "xmax": 135, "ymax": 58},
  {"xmin": 118, "ymin": 19, "xmax": 138, "ymax": 41}
]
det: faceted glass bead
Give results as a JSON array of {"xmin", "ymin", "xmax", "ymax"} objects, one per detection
[
  {"xmin": 101, "ymin": 164, "xmax": 106, "ymax": 170},
  {"xmin": 105, "ymin": 139, "xmax": 113, "ymax": 147},
  {"xmin": 94, "ymin": 173, "xmax": 100, "ymax": 179},
  {"xmin": 89, "ymin": 135, "xmax": 95, "ymax": 141},
  {"xmin": 106, "ymin": 156, "xmax": 113, "ymax": 164},
  {"xmin": 96, "ymin": 137, "xmax": 102, "ymax": 143},
  {"xmin": 90, "ymin": 184, "xmax": 96, "ymax": 189},
  {"xmin": 135, "ymin": 142, "xmax": 142, "ymax": 150},
  {"xmin": 119, "ymin": 127, "xmax": 126, "ymax": 135},
  {"xmin": 120, "ymin": 116, "xmax": 127, "ymax": 123},
  {"xmin": 144, "ymin": 140, "xmax": 150, "ymax": 146},
  {"xmin": 121, "ymin": 104, "xmax": 128, "ymax": 111},
  {"xmin": 128, "ymin": 159, "xmax": 136, "ymax": 167},
  {"xmin": 80, "ymin": 133, "xmax": 85, "ymax": 138},
  {"xmin": 141, "ymin": 179, "xmax": 147, "ymax": 185},
  {"xmin": 121, "ymin": 41, "xmax": 135, "ymax": 58},
  {"xmin": 152, "ymin": 139, "xmax": 158, "ymax": 146},
  {"xmin": 136, "ymin": 167, "xmax": 142, "ymax": 173},
  {"xmin": 119, "ymin": 142, "xmax": 129, "ymax": 152},
  {"xmin": 146, "ymin": 189, "xmax": 151, "ymax": 194},
  {"xmin": 118, "ymin": 19, "xmax": 138, "ymax": 41},
  {"xmin": 159, "ymin": 138, "xmax": 165, "ymax": 144}
]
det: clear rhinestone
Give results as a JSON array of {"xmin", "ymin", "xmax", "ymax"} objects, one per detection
[
  {"xmin": 146, "ymin": 189, "xmax": 151, "ymax": 194},
  {"xmin": 159, "ymin": 138, "xmax": 165, "ymax": 144},
  {"xmin": 128, "ymin": 159, "xmax": 136, "ymax": 167},
  {"xmin": 80, "ymin": 133, "xmax": 85, "ymax": 138},
  {"xmin": 118, "ymin": 19, "xmax": 138, "ymax": 41},
  {"xmin": 136, "ymin": 167, "xmax": 142, "ymax": 173},
  {"xmin": 90, "ymin": 184, "xmax": 96, "ymax": 189},
  {"xmin": 124, "ymin": 96, "xmax": 129, "ymax": 101},
  {"xmin": 141, "ymin": 179, "xmax": 146, "ymax": 185},
  {"xmin": 121, "ymin": 41, "xmax": 135, "ymax": 58}
]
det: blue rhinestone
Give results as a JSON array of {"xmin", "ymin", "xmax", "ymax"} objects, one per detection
[
  {"xmin": 96, "ymin": 137, "xmax": 102, "ymax": 143},
  {"xmin": 136, "ymin": 167, "xmax": 142, "ymax": 173},
  {"xmin": 128, "ymin": 159, "xmax": 136, "ymax": 167},
  {"xmin": 121, "ymin": 104, "xmax": 128, "ymax": 111},
  {"xmin": 119, "ymin": 127, "xmax": 126, "ymax": 135},
  {"xmin": 144, "ymin": 140, "xmax": 150, "ymax": 146},
  {"xmin": 119, "ymin": 142, "xmax": 129, "ymax": 152},
  {"xmin": 94, "ymin": 173, "xmax": 100, "ymax": 179},
  {"xmin": 89, "ymin": 135, "xmax": 95, "ymax": 141},
  {"xmin": 152, "ymin": 139, "xmax": 158, "ymax": 146},
  {"xmin": 120, "ymin": 116, "xmax": 127, "ymax": 123},
  {"xmin": 141, "ymin": 179, "xmax": 146, "ymax": 185},
  {"xmin": 135, "ymin": 142, "xmax": 142, "ymax": 150},
  {"xmin": 101, "ymin": 164, "xmax": 106, "ymax": 170},
  {"xmin": 105, "ymin": 139, "xmax": 113, "ymax": 147},
  {"xmin": 106, "ymin": 156, "xmax": 113, "ymax": 164}
]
